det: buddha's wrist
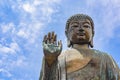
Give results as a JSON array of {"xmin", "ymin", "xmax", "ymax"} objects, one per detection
[{"xmin": 45, "ymin": 55, "xmax": 58, "ymax": 66}]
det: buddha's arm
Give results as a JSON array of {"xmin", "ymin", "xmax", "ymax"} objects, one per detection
[
  {"xmin": 39, "ymin": 57, "xmax": 59, "ymax": 80},
  {"xmin": 106, "ymin": 54, "xmax": 119, "ymax": 80},
  {"xmin": 118, "ymin": 65, "xmax": 120, "ymax": 80},
  {"xmin": 39, "ymin": 58, "xmax": 44, "ymax": 80}
]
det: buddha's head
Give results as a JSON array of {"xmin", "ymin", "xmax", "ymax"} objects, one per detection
[{"xmin": 65, "ymin": 14, "xmax": 94, "ymax": 48}]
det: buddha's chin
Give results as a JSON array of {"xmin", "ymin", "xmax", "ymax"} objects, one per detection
[
  {"xmin": 77, "ymin": 35, "xmax": 85, "ymax": 40},
  {"xmin": 73, "ymin": 39, "xmax": 89, "ymax": 44}
]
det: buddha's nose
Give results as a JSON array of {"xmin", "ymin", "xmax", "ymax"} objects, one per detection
[{"xmin": 78, "ymin": 26, "xmax": 84, "ymax": 32}]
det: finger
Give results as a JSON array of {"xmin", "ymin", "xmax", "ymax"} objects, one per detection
[
  {"xmin": 42, "ymin": 41, "xmax": 46, "ymax": 47},
  {"xmin": 47, "ymin": 32, "xmax": 51, "ymax": 43},
  {"xmin": 52, "ymin": 31, "xmax": 54, "ymax": 38},
  {"xmin": 54, "ymin": 34, "xmax": 57, "ymax": 44},
  {"xmin": 51, "ymin": 31, "xmax": 54, "ymax": 43},
  {"xmin": 58, "ymin": 40, "xmax": 62, "ymax": 47},
  {"xmin": 43, "ymin": 35, "xmax": 47, "ymax": 43},
  {"xmin": 58, "ymin": 40, "xmax": 62, "ymax": 53}
]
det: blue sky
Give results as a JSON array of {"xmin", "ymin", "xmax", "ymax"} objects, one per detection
[{"xmin": 0, "ymin": 0, "xmax": 120, "ymax": 80}]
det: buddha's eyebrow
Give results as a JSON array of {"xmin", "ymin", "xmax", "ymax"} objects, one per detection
[
  {"xmin": 83, "ymin": 21, "xmax": 91, "ymax": 25},
  {"xmin": 70, "ymin": 21, "xmax": 79, "ymax": 25}
]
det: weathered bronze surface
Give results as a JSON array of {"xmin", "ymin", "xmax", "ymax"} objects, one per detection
[{"xmin": 40, "ymin": 14, "xmax": 120, "ymax": 80}]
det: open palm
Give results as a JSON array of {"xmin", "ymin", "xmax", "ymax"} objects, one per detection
[{"xmin": 43, "ymin": 32, "xmax": 62, "ymax": 58}]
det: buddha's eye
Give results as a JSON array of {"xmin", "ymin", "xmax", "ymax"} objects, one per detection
[
  {"xmin": 72, "ymin": 25, "xmax": 78, "ymax": 28},
  {"xmin": 83, "ymin": 25, "xmax": 90, "ymax": 28}
]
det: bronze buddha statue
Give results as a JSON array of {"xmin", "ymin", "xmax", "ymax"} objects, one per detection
[{"xmin": 39, "ymin": 14, "xmax": 120, "ymax": 80}]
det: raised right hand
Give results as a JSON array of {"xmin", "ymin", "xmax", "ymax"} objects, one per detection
[{"xmin": 42, "ymin": 32, "xmax": 62, "ymax": 65}]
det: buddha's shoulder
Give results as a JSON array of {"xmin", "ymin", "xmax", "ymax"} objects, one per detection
[
  {"xmin": 58, "ymin": 48, "xmax": 110, "ymax": 58},
  {"xmin": 61, "ymin": 48, "xmax": 109, "ymax": 55},
  {"xmin": 58, "ymin": 48, "xmax": 79, "ymax": 59},
  {"xmin": 60, "ymin": 48, "xmax": 80, "ymax": 55},
  {"xmin": 62, "ymin": 48, "xmax": 80, "ymax": 54},
  {"xmin": 92, "ymin": 49, "xmax": 110, "ymax": 56}
]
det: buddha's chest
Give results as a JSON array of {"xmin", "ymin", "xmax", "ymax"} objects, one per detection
[
  {"xmin": 65, "ymin": 52, "xmax": 101, "ymax": 80},
  {"xmin": 67, "ymin": 65, "xmax": 100, "ymax": 80}
]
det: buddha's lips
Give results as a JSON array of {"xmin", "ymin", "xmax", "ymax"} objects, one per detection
[{"xmin": 76, "ymin": 32, "xmax": 85, "ymax": 36}]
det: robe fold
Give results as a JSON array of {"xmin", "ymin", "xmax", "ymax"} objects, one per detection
[{"xmin": 39, "ymin": 49, "xmax": 119, "ymax": 80}]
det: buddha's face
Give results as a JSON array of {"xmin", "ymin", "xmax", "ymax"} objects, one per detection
[{"xmin": 67, "ymin": 19, "xmax": 93, "ymax": 45}]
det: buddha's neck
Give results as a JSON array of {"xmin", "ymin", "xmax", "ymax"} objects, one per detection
[{"xmin": 73, "ymin": 44, "xmax": 89, "ymax": 50}]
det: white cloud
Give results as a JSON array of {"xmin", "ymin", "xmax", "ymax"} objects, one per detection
[
  {"xmin": 10, "ymin": 42, "xmax": 20, "ymax": 52},
  {"xmin": 0, "ymin": 69, "xmax": 12, "ymax": 77},
  {"xmin": 17, "ymin": 29, "xmax": 28, "ymax": 39},
  {"xmin": 33, "ymin": 0, "xmax": 43, "ymax": 6},
  {"xmin": 0, "ymin": 42, "xmax": 20, "ymax": 54},
  {"xmin": 10, "ymin": 56, "xmax": 27, "ymax": 67},
  {"xmin": 1, "ymin": 23, "xmax": 15, "ymax": 34},
  {"xmin": 12, "ymin": 0, "xmax": 61, "ymax": 44},
  {"xmin": 0, "ymin": 44, "xmax": 15, "ymax": 54},
  {"xmin": 85, "ymin": 0, "xmax": 120, "ymax": 49},
  {"xmin": 22, "ymin": 3, "xmax": 36, "ymax": 13},
  {"xmin": 86, "ymin": 0, "xmax": 120, "ymax": 7},
  {"xmin": 0, "ymin": 0, "xmax": 61, "ymax": 79}
]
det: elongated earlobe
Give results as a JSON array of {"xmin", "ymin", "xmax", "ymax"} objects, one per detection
[
  {"xmin": 89, "ymin": 38, "xmax": 93, "ymax": 48},
  {"xmin": 67, "ymin": 40, "xmax": 72, "ymax": 47}
]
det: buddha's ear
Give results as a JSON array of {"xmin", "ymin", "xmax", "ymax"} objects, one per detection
[
  {"xmin": 65, "ymin": 31, "xmax": 72, "ymax": 47},
  {"xmin": 67, "ymin": 39, "xmax": 71, "ymax": 47},
  {"xmin": 89, "ymin": 33, "xmax": 94, "ymax": 48},
  {"xmin": 89, "ymin": 38, "xmax": 93, "ymax": 48},
  {"xmin": 65, "ymin": 30, "xmax": 68, "ymax": 37}
]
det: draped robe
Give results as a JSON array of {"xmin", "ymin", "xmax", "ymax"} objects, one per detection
[{"xmin": 39, "ymin": 48, "xmax": 120, "ymax": 80}]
